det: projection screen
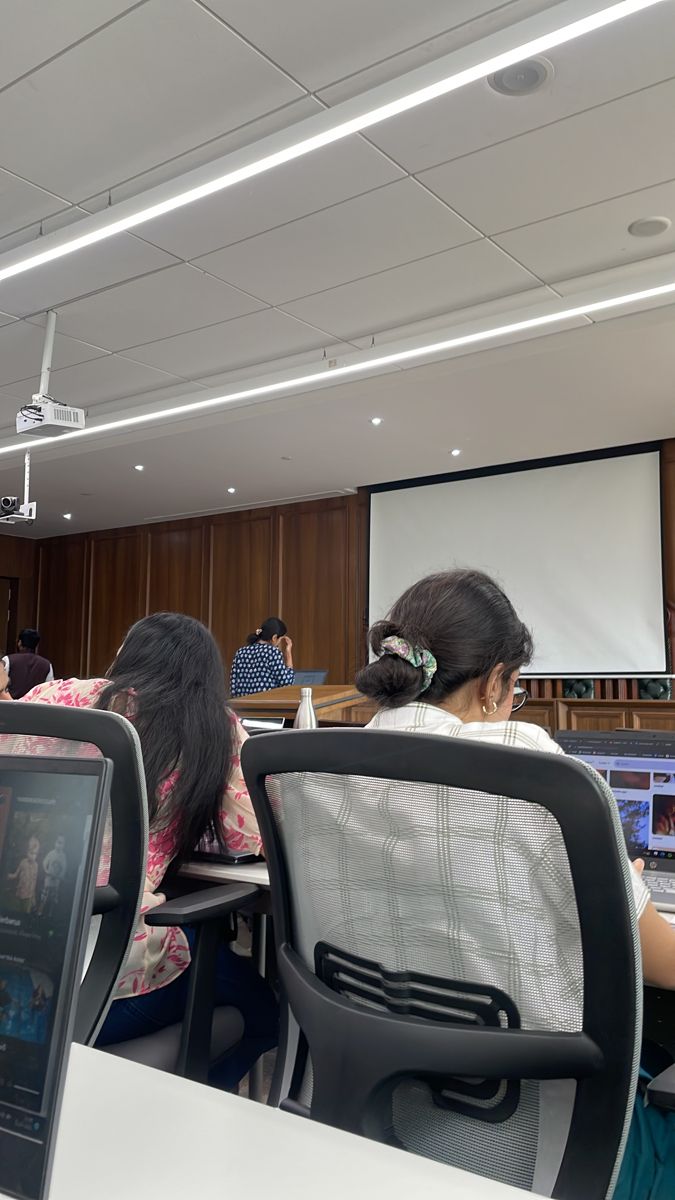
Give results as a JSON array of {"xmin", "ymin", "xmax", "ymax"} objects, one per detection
[{"xmin": 369, "ymin": 451, "xmax": 666, "ymax": 676}]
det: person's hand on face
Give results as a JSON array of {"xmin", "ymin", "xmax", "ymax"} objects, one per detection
[{"xmin": 278, "ymin": 636, "xmax": 293, "ymax": 653}]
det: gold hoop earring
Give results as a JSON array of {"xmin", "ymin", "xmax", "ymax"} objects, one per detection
[{"xmin": 482, "ymin": 699, "xmax": 498, "ymax": 716}]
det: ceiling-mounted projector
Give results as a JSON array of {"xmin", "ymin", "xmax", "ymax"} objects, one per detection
[{"xmin": 16, "ymin": 395, "xmax": 86, "ymax": 437}]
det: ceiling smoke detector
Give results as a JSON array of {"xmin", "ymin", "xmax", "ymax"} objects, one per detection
[
  {"xmin": 488, "ymin": 57, "xmax": 553, "ymax": 96},
  {"xmin": 627, "ymin": 216, "xmax": 672, "ymax": 238}
]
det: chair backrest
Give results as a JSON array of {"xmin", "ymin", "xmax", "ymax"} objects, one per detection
[
  {"xmin": 243, "ymin": 728, "xmax": 642, "ymax": 1200},
  {"xmin": 0, "ymin": 701, "xmax": 147, "ymax": 1043},
  {"xmin": 292, "ymin": 671, "xmax": 328, "ymax": 686}
]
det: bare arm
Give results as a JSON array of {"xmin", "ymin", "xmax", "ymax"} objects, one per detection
[{"xmin": 634, "ymin": 859, "xmax": 675, "ymax": 989}]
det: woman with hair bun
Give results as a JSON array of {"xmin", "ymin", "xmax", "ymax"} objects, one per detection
[
  {"xmin": 357, "ymin": 568, "xmax": 675, "ymax": 1197},
  {"xmin": 357, "ymin": 568, "xmax": 675, "ymax": 989},
  {"xmin": 230, "ymin": 617, "xmax": 294, "ymax": 697}
]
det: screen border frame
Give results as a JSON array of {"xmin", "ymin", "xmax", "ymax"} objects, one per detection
[
  {"xmin": 0, "ymin": 753, "xmax": 110, "ymax": 1200},
  {"xmin": 365, "ymin": 441, "xmax": 669, "ymax": 677}
]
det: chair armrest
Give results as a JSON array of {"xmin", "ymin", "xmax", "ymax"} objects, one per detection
[
  {"xmin": 146, "ymin": 882, "xmax": 260, "ymax": 927},
  {"xmin": 647, "ymin": 1063, "xmax": 675, "ymax": 1109},
  {"xmin": 93, "ymin": 885, "xmax": 121, "ymax": 915}
]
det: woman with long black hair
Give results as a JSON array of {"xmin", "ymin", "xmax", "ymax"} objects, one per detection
[{"xmin": 22, "ymin": 612, "xmax": 277, "ymax": 1088}]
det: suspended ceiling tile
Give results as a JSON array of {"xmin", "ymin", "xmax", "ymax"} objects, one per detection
[
  {"xmin": 366, "ymin": 3, "xmax": 675, "ymax": 173},
  {"xmin": 0, "ymin": 234, "xmax": 177, "ymax": 318},
  {"xmin": 123, "ymin": 308, "xmax": 335, "ymax": 378},
  {"xmin": 0, "ymin": 321, "xmax": 105, "ymax": 387},
  {"xmin": 138, "ymin": 137, "xmax": 404, "ymax": 261},
  {"xmin": 213, "ymin": 0, "xmax": 532, "ymax": 91},
  {"xmin": 193, "ymin": 178, "xmax": 478, "ymax": 305},
  {"xmin": 494, "ymin": 179, "xmax": 675, "ymax": 282},
  {"xmin": 51, "ymin": 264, "xmax": 265, "ymax": 352},
  {"xmin": 0, "ymin": 0, "xmax": 137, "ymax": 87},
  {"xmin": 79, "ymin": 97, "xmax": 322, "ymax": 213},
  {"xmin": 418, "ymin": 78, "xmax": 675, "ymax": 235},
  {"xmin": 282, "ymin": 240, "xmax": 539, "ymax": 341},
  {"xmin": 0, "ymin": 0, "xmax": 304, "ymax": 201},
  {"xmin": 12, "ymin": 354, "xmax": 185, "ymax": 408},
  {"xmin": 0, "ymin": 168, "xmax": 69, "ymax": 243}
]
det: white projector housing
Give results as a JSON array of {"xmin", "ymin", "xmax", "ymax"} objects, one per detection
[{"xmin": 16, "ymin": 397, "xmax": 86, "ymax": 437}]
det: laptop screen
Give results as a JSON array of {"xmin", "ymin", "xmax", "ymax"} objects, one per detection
[
  {"xmin": 556, "ymin": 731, "xmax": 675, "ymax": 862},
  {"xmin": 0, "ymin": 756, "xmax": 108, "ymax": 1200}
]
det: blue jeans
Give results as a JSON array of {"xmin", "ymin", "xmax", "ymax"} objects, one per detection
[{"xmin": 95, "ymin": 936, "xmax": 278, "ymax": 1089}]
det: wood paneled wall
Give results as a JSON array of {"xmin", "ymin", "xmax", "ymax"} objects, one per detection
[
  {"xmin": 0, "ymin": 533, "xmax": 37, "ymax": 640},
  {"xmin": 15, "ymin": 438, "xmax": 675, "ymax": 689},
  {"xmin": 35, "ymin": 495, "xmax": 369, "ymax": 682}
]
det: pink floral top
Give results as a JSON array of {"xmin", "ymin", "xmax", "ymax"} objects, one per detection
[{"xmin": 21, "ymin": 677, "xmax": 262, "ymax": 998}]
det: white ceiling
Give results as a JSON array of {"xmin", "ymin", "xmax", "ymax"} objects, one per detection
[{"xmin": 0, "ymin": 0, "xmax": 672, "ymax": 537}]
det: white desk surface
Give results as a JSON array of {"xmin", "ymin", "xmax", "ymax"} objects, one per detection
[
  {"xmin": 31, "ymin": 1044, "xmax": 540, "ymax": 1200},
  {"xmin": 180, "ymin": 859, "xmax": 270, "ymax": 887}
]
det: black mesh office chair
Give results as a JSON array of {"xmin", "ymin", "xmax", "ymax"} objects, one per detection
[
  {"xmin": 243, "ymin": 728, "xmax": 673, "ymax": 1199},
  {"xmin": 0, "ymin": 702, "xmax": 258, "ymax": 1082}
]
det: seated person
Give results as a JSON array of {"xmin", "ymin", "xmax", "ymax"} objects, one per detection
[
  {"xmin": 356, "ymin": 568, "xmax": 675, "ymax": 987},
  {"xmin": 230, "ymin": 617, "xmax": 294, "ymax": 697},
  {"xmin": 356, "ymin": 568, "xmax": 675, "ymax": 1199},
  {"xmin": 3, "ymin": 628, "xmax": 53, "ymax": 698},
  {"xmin": 23, "ymin": 612, "xmax": 277, "ymax": 1088}
]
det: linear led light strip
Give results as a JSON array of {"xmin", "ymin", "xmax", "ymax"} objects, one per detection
[
  {"xmin": 1, "ymin": 277, "xmax": 674, "ymax": 459},
  {"xmin": 0, "ymin": 0, "xmax": 666, "ymax": 286}
]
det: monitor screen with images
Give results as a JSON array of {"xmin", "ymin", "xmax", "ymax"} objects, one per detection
[
  {"xmin": 557, "ymin": 733, "xmax": 675, "ymax": 863},
  {"xmin": 0, "ymin": 757, "xmax": 108, "ymax": 1200}
]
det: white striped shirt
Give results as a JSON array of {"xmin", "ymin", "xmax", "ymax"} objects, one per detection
[{"xmin": 368, "ymin": 702, "xmax": 649, "ymax": 919}]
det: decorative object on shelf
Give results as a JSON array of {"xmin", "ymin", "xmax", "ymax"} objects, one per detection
[
  {"xmin": 563, "ymin": 679, "xmax": 594, "ymax": 700},
  {"xmin": 638, "ymin": 679, "xmax": 672, "ymax": 701}
]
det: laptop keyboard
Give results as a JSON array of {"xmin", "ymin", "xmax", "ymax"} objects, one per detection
[{"xmin": 644, "ymin": 872, "xmax": 675, "ymax": 909}]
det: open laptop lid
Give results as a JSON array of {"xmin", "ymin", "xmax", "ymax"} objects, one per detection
[
  {"xmin": 0, "ymin": 755, "xmax": 110, "ymax": 1200},
  {"xmin": 556, "ymin": 730, "xmax": 675, "ymax": 870}
]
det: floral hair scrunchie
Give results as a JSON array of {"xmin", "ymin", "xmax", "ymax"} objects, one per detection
[{"xmin": 379, "ymin": 636, "xmax": 437, "ymax": 693}]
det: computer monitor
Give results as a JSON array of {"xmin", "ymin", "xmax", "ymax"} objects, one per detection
[
  {"xmin": 0, "ymin": 756, "xmax": 110, "ymax": 1200},
  {"xmin": 556, "ymin": 730, "xmax": 675, "ymax": 868}
]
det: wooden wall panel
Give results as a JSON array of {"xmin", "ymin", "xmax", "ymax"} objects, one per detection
[
  {"xmin": 147, "ymin": 522, "xmax": 205, "ymax": 620},
  {"xmin": 278, "ymin": 499, "xmax": 350, "ymax": 683},
  {"xmin": 37, "ymin": 537, "xmax": 88, "ymax": 678},
  {"xmin": 0, "ymin": 532, "xmax": 37, "ymax": 635},
  {"xmin": 209, "ymin": 513, "xmax": 273, "ymax": 673},
  {"xmin": 87, "ymin": 531, "xmax": 147, "ymax": 676}
]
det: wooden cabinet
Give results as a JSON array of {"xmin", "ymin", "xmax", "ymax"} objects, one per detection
[{"xmin": 515, "ymin": 700, "xmax": 675, "ymax": 734}]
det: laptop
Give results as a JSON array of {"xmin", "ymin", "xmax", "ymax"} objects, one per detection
[
  {"xmin": 556, "ymin": 730, "xmax": 675, "ymax": 912},
  {"xmin": 0, "ymin": 755, "xmax": 110, "ymax": 1200}
]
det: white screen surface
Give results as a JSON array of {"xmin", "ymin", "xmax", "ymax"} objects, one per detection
[{"xmin": 369, "ymin": 453, "xmax": 666, "ymax": 675}]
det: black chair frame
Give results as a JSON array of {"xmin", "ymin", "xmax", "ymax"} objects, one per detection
[
  {"xmin": 0, "ymin": 701, "xmax": 147, "ymax": 1044},
  {"xmin": 244, "ymin": 728, "xmax": 641, "ymax": 1200}
]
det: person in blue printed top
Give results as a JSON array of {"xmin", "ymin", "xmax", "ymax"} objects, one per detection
[{"xmin": 230, "ymin": 617, "xmax": 294, "ymax": 697}]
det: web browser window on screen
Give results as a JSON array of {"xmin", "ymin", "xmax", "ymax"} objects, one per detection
[{"xmin": 576, "ymin": 753, "xmax": 675, "ymax": 859}]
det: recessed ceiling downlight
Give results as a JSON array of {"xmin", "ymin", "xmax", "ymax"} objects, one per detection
[
  {"xmin": 628, "ymin": 216, "xmax": 672, "ymax": 238},
  {"xmin": 488, "ymin": 56, "xmax": 553, "ymax": 96}
]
